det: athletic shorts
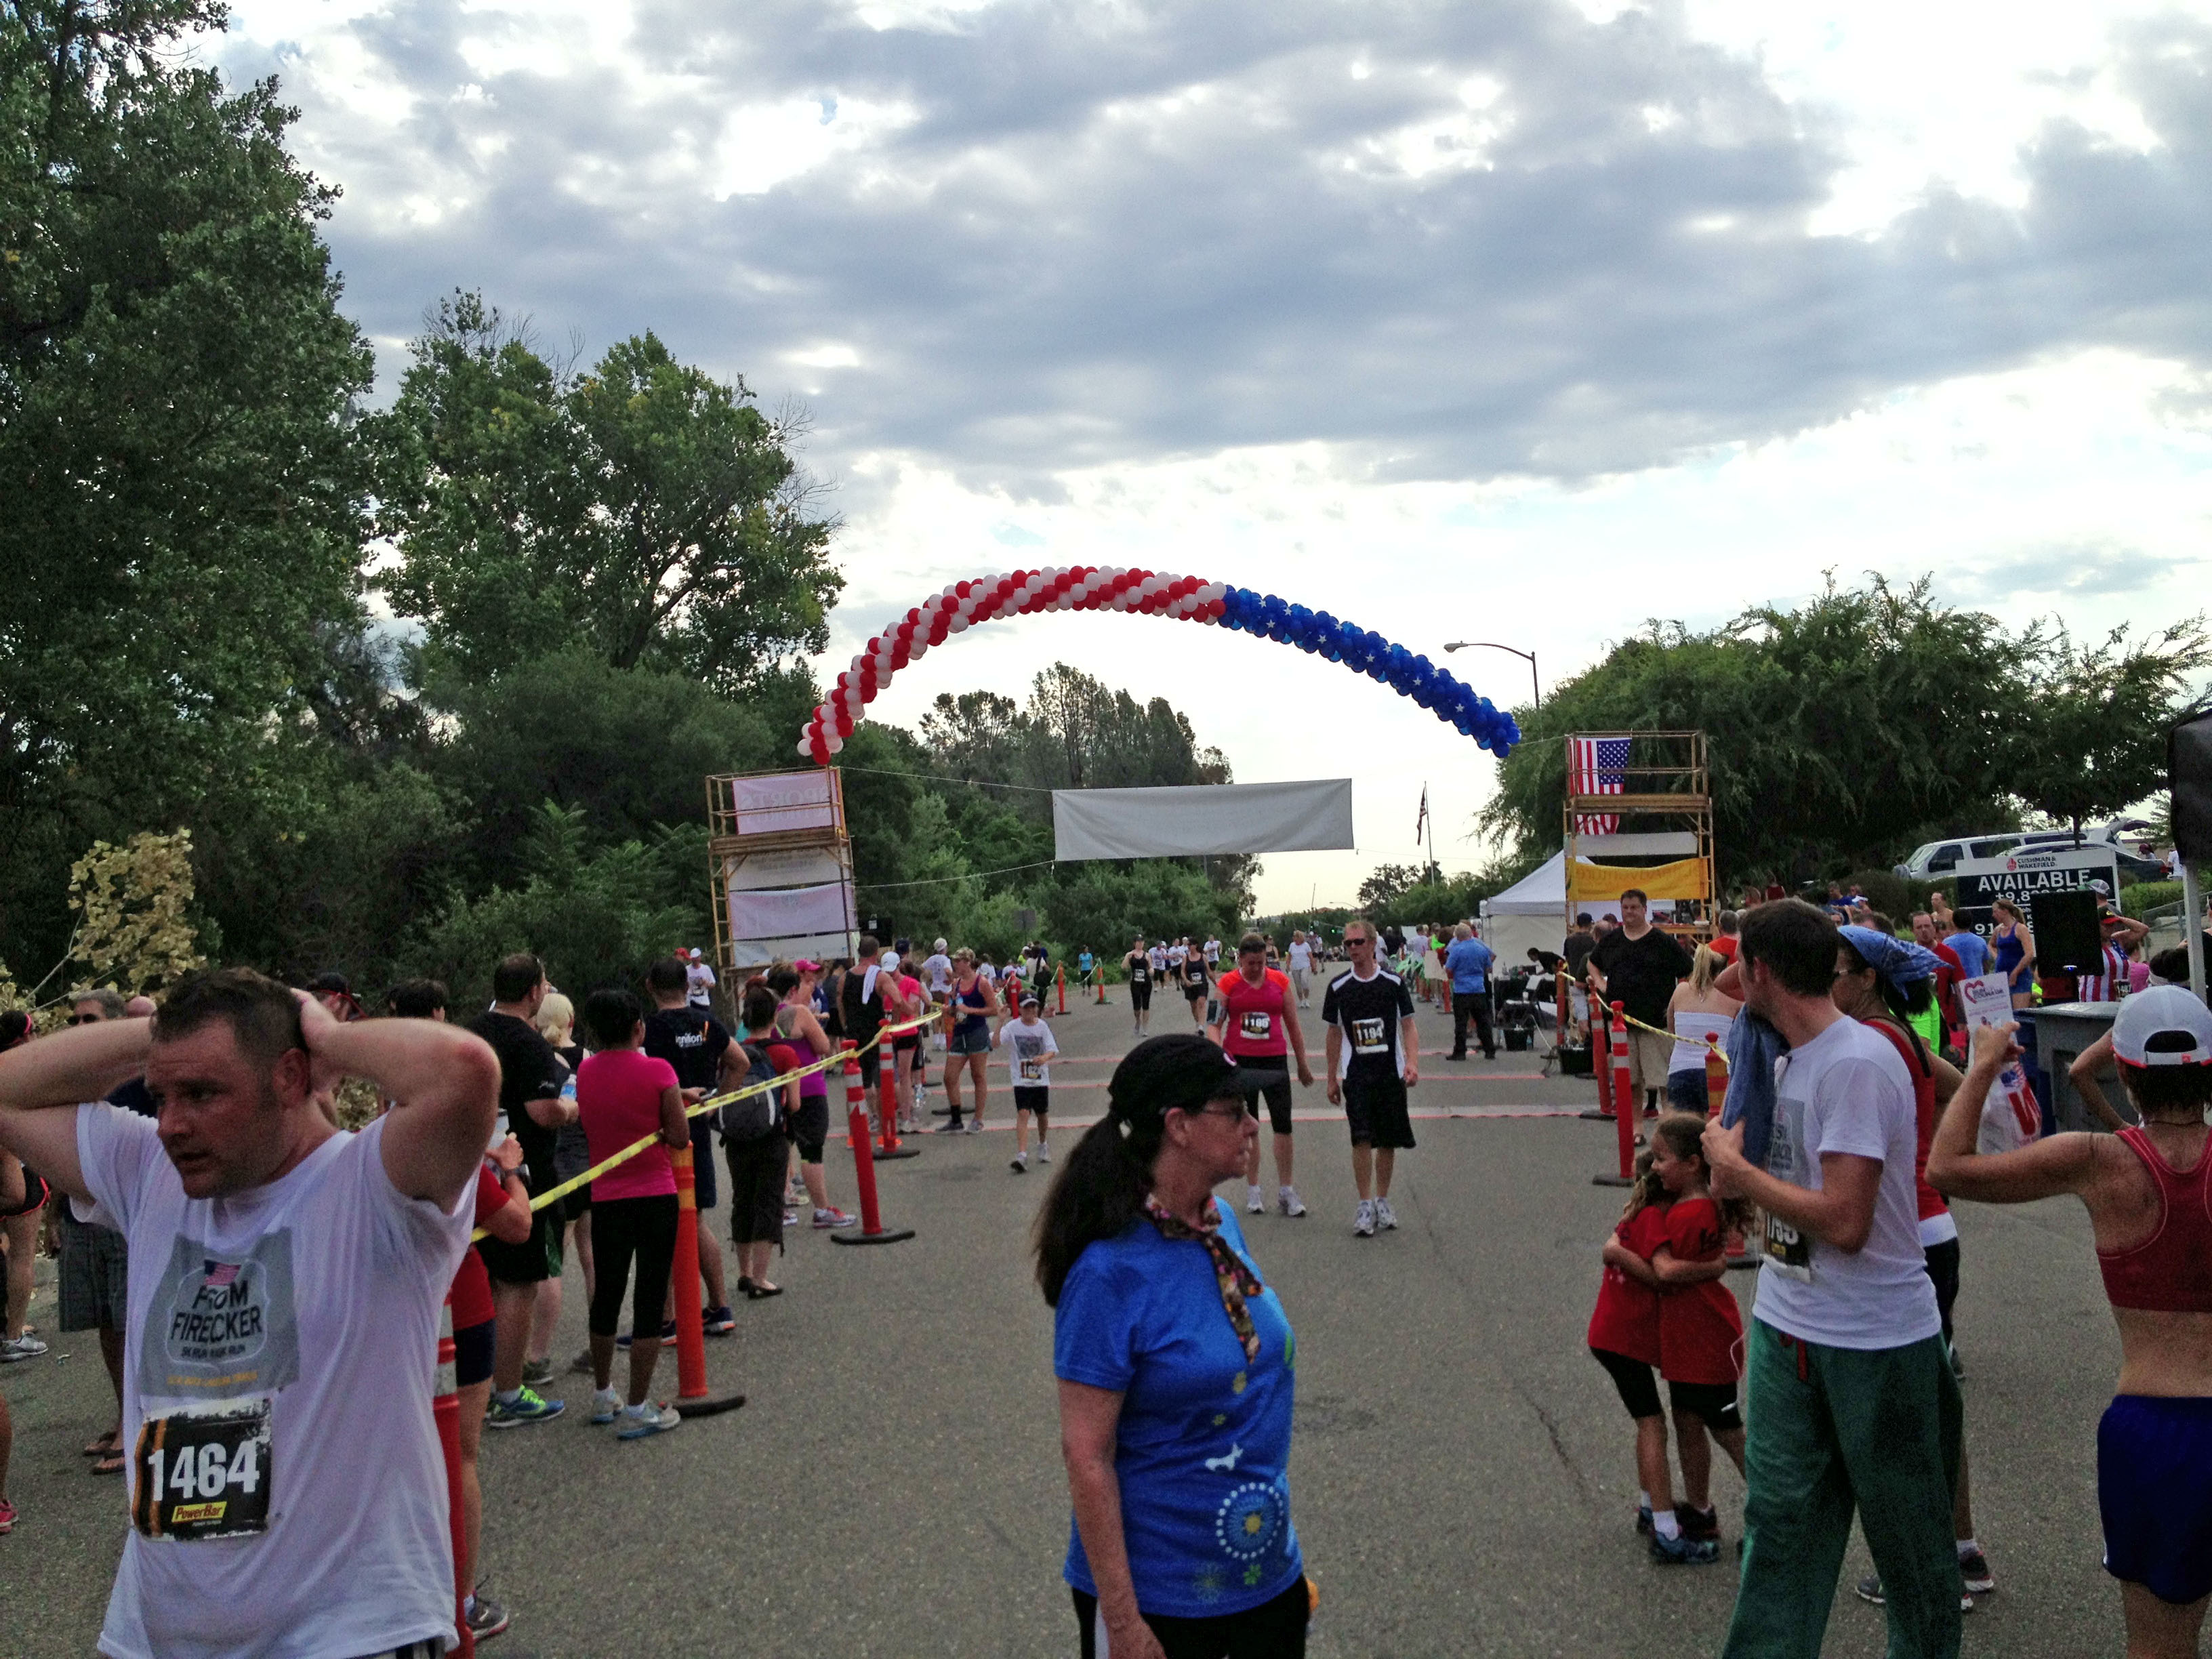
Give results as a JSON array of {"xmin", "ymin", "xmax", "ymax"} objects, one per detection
[
  {"xmin": 453, "ymin": 1317, "xmax": 495, "ymax": 1389},
  {"xmin": 2100, "ymin": 1394, "xmax": 2212, "ymax": 1605},
  {"xmin": 791, "ymin": 1094, "xmax": 830, "ymax": 1163},
  {"xmin": 1129, "ymin": 983, "xmax": 1151, "ymax": 1011},
  {"xmin": 894, "ymin": 1035, "xmax": 920, "ymax": 1056},
  {"xmin": 478, "ymin": 1202, "xmax": 558, "ymax": 1287},
  {"xmin": 58, "ymin": 1213, "xmax": 129, "ymax": 1331},
  {"xmin": 1923, "ymin": 1235, "xmax": 1961, "ymax": 1347},
  {"xmin": 1664, "ymin": 1069, "xmax": 1712, "ymax": 1114},
  {"xmin": 950, "ymin": 1025, "xmax": 991, "ymax": 1056},
  {"xmin": 1591, "ymin": 1346, "xmax": 1662, "ymax": 1420},
  {"xmin": 1014, "ymin": 1085, "xmax": 1050, "ymax": 1116},
  {"xmin": 1666, "ymin": 1378, "xmax": 1742, "ymax": 1433},
  {"xmin": 689, "ymin": 1117, "xmax": 718, "ymax": 1211},
  {"xmin": 1343, "ymin": 1074, "xmax": 1414, "ymax": 1150},
  {"xmin": 1185, "ymin": 982, "xmax": 1208, "ymax": 1004},
  {"xmin": 586, "ymin": 1193, "xmax": 679, "ymax": 1340},
  {"xmin": 1235, "ymin": 1062, "xmax": 1294, "ymax": 1135},
  {"xmin": 1073, "ymin": 1576, "xmax": 1309, "ymax": 1659},
  {"xmin": 724, "ymin": 1132, "xmax": 787, "ymax": 1248}
]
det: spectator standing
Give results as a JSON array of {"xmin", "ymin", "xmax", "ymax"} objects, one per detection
[
  {"xmin": 684, "ymin": 949, "xmax": 717, "ymax": 1012},
  {"xmin": 1990, "ymin": 899, "xmax": 2036, "ymax": 1010},
  {"xmin": 1662, "ymin": 947, "xmax": 1740, "ymax": 1113},
  {"xmin": 1443, "ymin": 922, "xmax": 1498, "ymax": 1062},
  {"xmin": 468, "ymin": 954, "xmax": 573, "ymax": 1429},
  {"xmin": 1709, "ymin": 910, "xmax": 1742, "ymax": 965},
  {"xmin": 1563, "ymin": 914, "xmax": 1599, "ymax": 981},
  {"xmin": 1939, "ymin": 908, "xmax": 1990, "ymax": 981},
  {"xmin": 731, "ymin": 984, "xmax": 806, "ymax": 1296},
  {"xmin": 643, "ymin": 958, "xmax": 736, "ymax": 1335},
  {"xmin": 527, "ymin": 987, "xmax": 592, "ymax": 1382},
  {"xmin": 1701, "ymin": 901, "xmax": 1961, "ymax": 1659},
  {"xmin": 1589, "ymin": 893, "xmax": 1694, "ymax": 1117},
  {"xmin": 0, "ymin": 968, "xmax": 499, "ymax": 1654},
  {"xmin": 1909, "ymin": 913, "xmax": 1966, "ymax": 1053},
  {"xmin": 1037, "ymin": 1036, "xmax": 1308, "ymax": 1658},
  {"xmin": 0, "ymin": 1012, "xmax": 45, "ymax": 1364},
  {"xmin": 769, "ymin": 966, "xmax": 857, "ymax": 1229}
]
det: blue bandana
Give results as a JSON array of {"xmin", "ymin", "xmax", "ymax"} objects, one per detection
[{"xmin": 1838, "ymin": 925, "xmax": 1940, "ymax": 986}]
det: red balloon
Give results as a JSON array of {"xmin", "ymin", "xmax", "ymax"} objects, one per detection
[{"xmin": 834, "ymin": 709, "xmax": 855, "ymax": 737}]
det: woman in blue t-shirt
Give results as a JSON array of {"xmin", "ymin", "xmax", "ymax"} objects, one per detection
[{"xmin": 1034, "ymin": 1034, "xmax": 1308, "ymax": 1659}]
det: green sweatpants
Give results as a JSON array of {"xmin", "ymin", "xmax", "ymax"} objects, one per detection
[{"xmin": 1722, "ymin": 1319, "xmax": 1963, "ymax": 1659}]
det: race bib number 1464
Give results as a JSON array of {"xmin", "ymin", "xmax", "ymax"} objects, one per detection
[{"xmin": 132, "ymin": 1401, "xmax": 272, "ymax": 1541}]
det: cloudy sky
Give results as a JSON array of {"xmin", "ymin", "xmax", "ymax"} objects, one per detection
[{"xmin": 215, "ymin": 0, "xmax": 2212, "ymax": 911}]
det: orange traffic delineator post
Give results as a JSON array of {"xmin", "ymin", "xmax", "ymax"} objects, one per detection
[
  {"xmin": 876, "ymin": 1055, "xmax": 920, "ymax": 1161},
  {"xmin": 1581, "ymin": 997, "xmax": 1616, "ymax": 1122},
  {"xmin": 435, "ymin": 1301, "xmax": 474, "ymax": 1658},
  {"xmin": 834, "ymin": 1043, "xmax": 915, "ymax": 1246},
  {"xmin": 668, "ymin": 1141, "xmax": 746, "ymax": 1416},
  {"xmin": 1057, "ymin": 963, "xmax": 1067, "ymax": 1015},
  {"xmin": 1593, "ymin": 1001, "xmax": 1636, "ymax": 1188}
]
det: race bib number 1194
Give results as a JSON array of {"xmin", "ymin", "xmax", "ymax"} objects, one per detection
[{"xmin": 133, "ymin": 1401, "xmax": 272, "ymax": 1540}]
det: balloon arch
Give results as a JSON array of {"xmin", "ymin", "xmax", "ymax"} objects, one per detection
[{"xmin": 797, "ymin": 566, "xmax": 1521, "ymax": 764}]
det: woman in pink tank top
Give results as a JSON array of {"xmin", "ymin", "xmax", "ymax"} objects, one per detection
[{"xmin": 1927, "ymin": 988, "xmax": 2212, "ymax": 1657}]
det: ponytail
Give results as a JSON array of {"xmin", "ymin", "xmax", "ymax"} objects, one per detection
[{"xmin": 1033, "ymin": 1114, "xmax": 1164, "ymax": 1307}]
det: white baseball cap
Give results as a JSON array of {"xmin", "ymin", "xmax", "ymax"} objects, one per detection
[
  {"xmin": 2113, "ymin": 986, "xmax": 2212, "ymax": 1068},
  {"xmin": 934, "ymin": 937, "xmax": 947, "ymax": 952}
]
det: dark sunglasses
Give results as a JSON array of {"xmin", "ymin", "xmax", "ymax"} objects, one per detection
[{"xmin": 66, "ymin": 1014, "xmax": 104, "ymax": 1026}]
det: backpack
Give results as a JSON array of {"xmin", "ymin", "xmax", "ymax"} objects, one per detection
[{"xmin": 719, "ymin": 1043, "xmax": 782, "ymax": 1142}]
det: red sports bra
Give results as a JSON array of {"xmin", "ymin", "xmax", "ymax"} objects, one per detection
[{"xmin": 2099, "ymin": 1127, "xmax": 2212, "ymax": 1313}]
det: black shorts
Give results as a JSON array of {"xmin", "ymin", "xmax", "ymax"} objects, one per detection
[
  {"xmin": 1, "ymin": 1166, "xmax": 47, "ymax": 1219},
  {"xmin": 791, "ymin": 1094, "xmax": 830, "ymax": 1164},
  {"xmin": 856, "ymin": 1046, "xmax": 880, "ymax": 1088},
  {"xmin": 1591, "ymin": 1346, "xmax": 1663, "ymax": 1420},
  {"xmin": 1924, "ymin": 1234, "xmax": 1961, "ymax": 1345},
  {"xmin": 724, "ymin": 1133, "xmax": 787, "ymax": 1248},
  {"xmin": 454, "ymin": 1317, "xmax": 495, "ymax": 1389},
  {"xmin": 1343, "ymin": 1074, "xmax": 1414, "ymax": 1149},
  {"xmin": 1014, "ymin": 1085, "xmax": 1050, "ymax": 1116},
  {"xmin": 1129, "ymin": 983, "xmax": 1151, "ymax": 1010},
  {"xmin": 478, "ymin": 1202, "xmax": 557, "ymax": 1287},
  {"xmin": 1236, "ymin": 1062, "xmax": 1293, "ymax": 1135},
  {"xmin": 1073, "ymin": 1576, "xmax": 1307, "ymax": 1659},
  {"xmin": 1668, "ymin": 1378, "xmax": 1742, "ymax": 1433},
  {"xmin": 689, "ymin": 1117, "xmax": 718, "ymax": 1211},
  {"xmin": 587, "ymin": 1193, "xmax": 680, "ymax": 1338}
]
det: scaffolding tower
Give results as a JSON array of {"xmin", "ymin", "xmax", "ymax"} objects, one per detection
[{"xmin": 1562, "ymin": 730, "xmax": 1715, "ymax": 943}]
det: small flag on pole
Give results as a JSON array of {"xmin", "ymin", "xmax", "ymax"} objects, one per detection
[{"xmin": 1415, "ymin": 784, "xmax": 1429, "ymax": 844}]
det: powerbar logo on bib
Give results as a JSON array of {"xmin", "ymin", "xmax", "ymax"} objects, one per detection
[
  {"xmin": 1351, "ymin": 1017, "xmax": 1388, "ymax": 1054},
  {"xmin": 1240, "ymin": 1010, "xmax": 1273, "ymax": 1042}
]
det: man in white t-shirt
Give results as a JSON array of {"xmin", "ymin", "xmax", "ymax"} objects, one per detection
[
  {"xmin": 0, "ymin": 966, "xmax": 498, "ymax": 1659},
  {"xmin": 1287, "ymin": 931, "xmax": 1315, "ymax": 1008},
  {"xmin": 684, "ymin": 948, "xmax": 716, "ymax": 1010},
  {"xmin": 1204, "ymin": 935, "xmax": 1222, "ymax": 970},
  {"xmin": 1703, "ymin": 901, "xmax": 1962, "ymax": 1654}
]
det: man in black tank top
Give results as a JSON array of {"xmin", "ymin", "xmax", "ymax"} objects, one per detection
[{"xmin": 842, "ymin": 936, "xmax": 888, "ymax": 1090}]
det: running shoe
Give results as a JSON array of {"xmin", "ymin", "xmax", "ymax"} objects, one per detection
[
  {"xmin": 466, "ymin": 1593, "xmax": 511, "ymax": 1641},
  {"xmin": 1037, "ymin": 1142, "xmax": 1051, "ymax": 1163},
  {"xmin": 1374, "ymin": 1197, "xmax": 1398, "ymax": 1231},
  {"xmin": 616, "ymin": 1401, "xmax": 681, "ymax": 1441},
  {"xmin": 1278, "ymin": 1186, "xmax": 1307, "ymax": 1218},
  {"xmin": 1676, "ymin": 1504, "xmax": 1719, "ymax": 1543},
  {"xmin": 963, "ymin": 1120, "xmax": 983, "ymax": 1134},
  {"xmin": 567, "ymin": 1348, "xmax": 595, "ymax": 1376},
  {"xmin": 935, "ymin": 1118, "xmax": 965, "ymax": 1133},
  {"xmin": 0, "ymin": 1334, "xmax": 47, "ymax": 1363},
  {"xmin": 1010, "ymin": 1153, "xmax": 1028, "ymax": 1173},
  {"xmin": 783, "ymin": 1209, "xmax": 801, "ymax": 1227},
  {"xmin": 615, "ymin": 1319, "xmax": 677, "ymax": 1349},
  {"xmin": 1856, "ymin": 1575, "xmax": 1975, "ymax": 1613},
  {"xmin": 1959, "ymin": 1547, "xmax": 1995, "ymax": 1595},
  {"xmin": 1246, "ymin": 1185, "xmax": 1265, "ymax": 1214},
  {"xmin": 1635, "ymin": 1502, "xmax": 1653, "ymax": 1536},
  {"xmin": 485, "ymin": 1387, "xmax": 565, "ymax": 1429},
  {"xmin": 0, "ymin": 1497, "xmax": 14, "ymax": 1534},
  {"xmin": 1354, "ymin": 1200, "xmax": 1376, "ymax": 1237},
  {"xmin": 703, "ymin": 1305, "xmax": 737, "ymax": 1335},
  {"xmin": 1648, "ymin": 1530, "xmax": 1719, "ymax": 1565},
  {"xmin": 589, "ymin": 1387, "xmax": 621, "ymax": 1425},
  {"xmin": 813, "ymin": 1207, "xmax": 859, "ymax": 1229},
  {"xmin": 520, "ymin": 1357, "xmax": 553, "ymax": 1385}
]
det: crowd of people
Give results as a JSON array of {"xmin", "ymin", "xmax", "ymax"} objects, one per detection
[{"xmin": 1, "ymin": 882, "xmax": 2207, "ymax": 1658}]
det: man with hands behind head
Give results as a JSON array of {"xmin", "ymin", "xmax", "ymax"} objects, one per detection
[{"xmin": 0, "ymin": 966, "xmax": 499, "ymax": 1659}]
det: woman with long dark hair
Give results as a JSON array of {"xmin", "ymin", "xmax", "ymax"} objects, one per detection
[{"xmin": 1034, "ymin": 1034, "xmax": 1307, "ymax": 1659}]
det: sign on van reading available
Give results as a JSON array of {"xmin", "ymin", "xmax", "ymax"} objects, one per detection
[{"xmin": 1950, "ymin": 843, "xmax": 2119, "ymax": 916}]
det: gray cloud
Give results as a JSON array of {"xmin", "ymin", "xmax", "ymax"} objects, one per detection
[{"xmin": 235, "ymin": 1, "xmax": 2212, "ymax": 489}]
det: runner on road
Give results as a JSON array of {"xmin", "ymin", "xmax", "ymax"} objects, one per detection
[
  {"xmin": 1322, "ymin": 918, "xmax": 1419, "ymax": 1237},
  {"xmin": 1287, "ymin": 932, "xmax": 1314, "ymax": 1008},
  {"xmin": 1178, "ymin": 948, "xmax": 1210, "ymax": 1029},
  {"xmin": 1124, "ymin": 938, "xmax": 1154, "ymax": 1040},
  {"xmin": 1212, "ymin": 933, "xmax": 1314, "ymax": 1219},
  {"xmin": 1001, "ymin": 995, "xmax": 1059, "ymax": 1173}
]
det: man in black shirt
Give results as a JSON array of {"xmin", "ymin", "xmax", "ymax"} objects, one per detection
[
  {"xmin": 1586, "ymin": 890, "xmax": 1693, "ymax": 1116},
  {"xmin": 468, "ymin": 954, "xmax": 573, "ymax": 1427},
  {"xmin": 644, "ymin": 958, "xmax": 734, "ymax": 1334},
  {"xmin": 1562, "ymin": 914, "xmax": 1599, "ymax": 979},
  {"xmin": 1322, "ymin": 919, "xmax": 1421, "ymax": 1239},
  {"xmin": 841, "ymin": 935, "xmax": 888, "ymax": 1090}
]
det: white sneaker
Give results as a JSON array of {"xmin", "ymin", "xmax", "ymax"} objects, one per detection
[
  {"xmin": 590, "ymin": 1387, "xmax": 621, "ymax": 1425},
  {"xmin": 1374, "ymin": 1197, "xmax": 1399, "ymax": 1231},
  {"xmin": 0, "ymin": 1334, "xmax": 48, "ymax": 1363},
  {"xmin": 1279, "ymin": 1185, "xmax": 1307, "ymax": 1218},
  {"xmin": 615, "ymin": 1401, "xmax": 680, "ymax": 1440},
  {"xmin": 1246, "ymin": 1184, "xmax": 1265, "ymax": 1214},
  {"xmin": 1037, "ymin": 1142, "xmax": 1051, "ymax": 1164},
  {"xmin": 1354, "ymin": 1200, "xmax": 1376, "ymax": 1237}
]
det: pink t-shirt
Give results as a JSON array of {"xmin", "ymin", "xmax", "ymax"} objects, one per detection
[{"xmin": 579, "ymin": 1048, "xmax": 680, "ymax": 1202}]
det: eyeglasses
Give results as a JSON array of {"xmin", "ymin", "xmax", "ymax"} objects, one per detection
[
  {"xmin": 66, "ymin": 1014, "xmax": 104, "ymax": 1026},
  {"xmin": 1184, "ymin": 1099, "xmax": 1248, "ymax": 1123}
]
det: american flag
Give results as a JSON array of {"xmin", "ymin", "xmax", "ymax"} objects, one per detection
[{"xmin": 1569, "ymin": 737, "xmax": 1629, "ymax": 833}]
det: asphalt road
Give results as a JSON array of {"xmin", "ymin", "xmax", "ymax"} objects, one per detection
[{"xmin": 2, "ymin": 982, "xmax": 2129, "ymax": 1656}]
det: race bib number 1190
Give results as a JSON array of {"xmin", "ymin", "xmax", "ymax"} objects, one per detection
[{"xmin": 133, "ymin": 1401, "xmax": 272, "ymax": 1540}]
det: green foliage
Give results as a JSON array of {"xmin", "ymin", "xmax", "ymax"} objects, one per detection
[
  {"xmin": 1838, "ymin": 869, "xmax": 1914, "ymax": 925},
  {"xmin": 2122, "ymin": 881, "xmax": 2184, "ymax": 919},
  {"xmin": 2009, "ymin": 626, "xmax": 2211, "ymax": 838},
  {"xmin": 1482, "ymin": 575, "xmax": 2207, "ymax": 885},
  {"xmin": 372, "ymin": 294, "xmax": 842, "ymax": 694},
  {"xmin": 1042, "ymin": 863, "xmax": 1240, "ymax": 958}
]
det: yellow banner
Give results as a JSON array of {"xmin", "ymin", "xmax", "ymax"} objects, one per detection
[{"xmin": 1566, "ymin": 856, "xmax": 1711, "ymax": 903}]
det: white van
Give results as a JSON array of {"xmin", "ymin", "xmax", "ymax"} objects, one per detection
[{"xmin": 1893, "ymin": 834, "xmax": 2024, "ymax": 881}]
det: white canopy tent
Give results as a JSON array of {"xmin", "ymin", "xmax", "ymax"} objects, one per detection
[{"xmin": 1477, "ymin": 851, "xmax": 1673, "ymax": 968}]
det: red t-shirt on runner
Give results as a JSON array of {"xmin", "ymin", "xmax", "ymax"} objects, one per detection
[
  {"xmin": 580, "ymin": 1048, "xmax": 681, "ymax": 1202},
  {"xmin": 1217, "ymin": 968, "xmax": 1292, "ymax": 1060},
  {"xmin": 1657, "ymin": 1195, "xmax": 1745, "ymax": 1385},
  {"xmin": 451, "ymin": 1161, "xmax": 513, "ymax": 1331},
  {"xmin": 1586, "ymin": 1204, "xmax": 1671, "ymax": 1365}
]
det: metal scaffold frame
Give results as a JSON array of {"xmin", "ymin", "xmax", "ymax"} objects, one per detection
[
  {"xmin": 1562, "ymin": 730, "xmax": 1715, "ymax": 945},
  {"xmin": 706, "ymin": 767, "xmax": 857, "ymax": 976}
]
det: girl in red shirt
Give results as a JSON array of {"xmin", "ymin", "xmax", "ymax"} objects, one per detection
[{"xmin": 1586, "ymin": 1147, "xmax": 1685, "ymax": 1556}]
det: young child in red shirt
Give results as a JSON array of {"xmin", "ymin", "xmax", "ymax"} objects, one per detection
[{"xmin": 1587, "ymin": 1147, "xmax": 1683, "ymax": 1555}]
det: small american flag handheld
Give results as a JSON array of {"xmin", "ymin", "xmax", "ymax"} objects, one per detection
[{"xmin": 1568, "ymin": 737, "xmax": 1628, "ymax": 833}]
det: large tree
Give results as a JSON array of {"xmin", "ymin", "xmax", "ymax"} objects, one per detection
[
  {"xmin": 373, "ymin": 294, "xmax": 843, "ymax": 695},
  {"xmin": 0, "ymin": 0, "xmax": 376, "ymax": 969}
]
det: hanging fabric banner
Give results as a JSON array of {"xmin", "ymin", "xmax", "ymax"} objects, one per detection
[
  {"xmin": 1564, "ymin": 856, "xmax": 1712, "ymax": 903},
  {"xmin": 1053, "ymin": 780, "xmax": 1354, "ymax": 861}
]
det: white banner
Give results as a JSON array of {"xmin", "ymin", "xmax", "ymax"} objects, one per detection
[
  {"xmin": 729, "ymin": 770, "xmax": 838, "ymax": 835},
  {"xmin": 727, "ymin": 880, "xmax": 852, "ymax": 941},
  {"xmin": 1053, "ymin": 779, "xmax": 1354, "ymax": 861}
]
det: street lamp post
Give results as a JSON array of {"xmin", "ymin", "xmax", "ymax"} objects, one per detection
[{"xmin": 1442, "ymin": 641, "xmax": 1540, "ymax": 708}]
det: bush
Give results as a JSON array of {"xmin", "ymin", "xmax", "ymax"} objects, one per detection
[
  {"xmin": 1840, "ymin": 869, "xmax": 1914, "ymax": 926},
  {"xmin": 2121, "ymin": 880, "xmax": 2184, "ymax": 918}
]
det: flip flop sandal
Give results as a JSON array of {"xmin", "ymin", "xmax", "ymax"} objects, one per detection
[
  {"xmin": 93, "ymin": 1453, "xmax": 125, "ymax": 1476},
  {"xmin": 83, "ymin": 1433, "xmax": 119, "ymax": 1458}
]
